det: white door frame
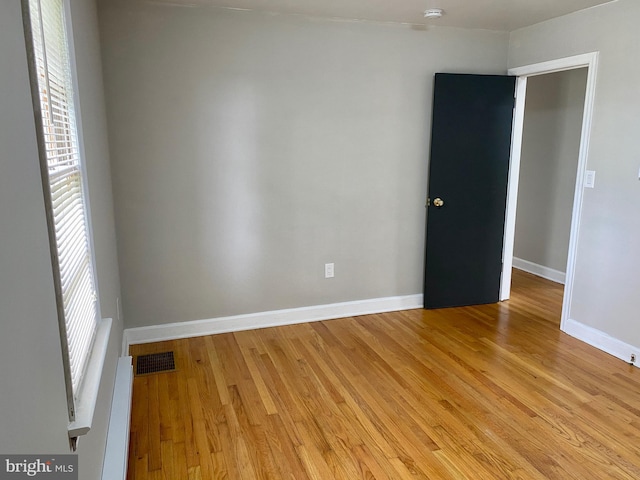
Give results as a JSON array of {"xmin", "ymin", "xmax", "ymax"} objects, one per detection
[{"xmin": 499, "ymin": 52, "xmax": 599, "ymax": 332}]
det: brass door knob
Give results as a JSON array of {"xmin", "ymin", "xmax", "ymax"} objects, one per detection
[{"xmin": 433, "ymin": 197, "xmax": 444, "ymax": 207}]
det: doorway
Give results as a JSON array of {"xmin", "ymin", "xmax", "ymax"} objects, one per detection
[
  {"xmin": 500, "ymin": 53, "xmax": 599, "ymax": 333},
  {"xmin": 512, "ymin": 68, "xmax": 587, "ymax": 286}
]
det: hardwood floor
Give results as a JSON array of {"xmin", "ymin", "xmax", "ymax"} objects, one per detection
[{"xmin": 127, "ymin": 270, "xmax": 640, "ymax": 479}]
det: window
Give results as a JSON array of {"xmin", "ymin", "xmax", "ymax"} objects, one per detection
[{"xmin": 23, "ymin": 0, "xmax": 105, "ymax": 440}]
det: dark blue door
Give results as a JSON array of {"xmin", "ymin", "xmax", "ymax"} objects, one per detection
[{"xmin": 424, "ymin": 74, "xmax": 516, "ymax": 309}]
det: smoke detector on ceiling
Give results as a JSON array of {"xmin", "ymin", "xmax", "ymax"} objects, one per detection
[{"xmin": 424, "ymin": 8, "xmax": 444, "ymax": 19}]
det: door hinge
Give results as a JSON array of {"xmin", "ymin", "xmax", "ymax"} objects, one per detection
[{"xmin": 426, "ymin": 197, "xmax": 431, "ymax": 207}]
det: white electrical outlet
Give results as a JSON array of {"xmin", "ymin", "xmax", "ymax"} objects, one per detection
[
  {"xmin": 584, "ymin": 170, "xmax": 596, "ymax": 188},
  {"xmin": 325, "ymin": 263, "xmax": 335, "ymax": 278}
]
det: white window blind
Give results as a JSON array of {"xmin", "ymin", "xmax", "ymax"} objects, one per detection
[{"xmin": 27, "ymin": 0, "xmax": 98, "ymax": 414}]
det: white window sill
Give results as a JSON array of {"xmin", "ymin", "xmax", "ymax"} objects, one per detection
[{"xmin": 68, "ymin": 317, "xmax": 112, "ymax": 439}]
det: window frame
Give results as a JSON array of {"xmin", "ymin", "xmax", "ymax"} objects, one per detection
[{"xmin": 21, "ymin": 0, "xmax": 111, "ymax": 446}]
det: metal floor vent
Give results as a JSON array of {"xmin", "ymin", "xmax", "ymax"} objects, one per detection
[{"xmin": 135, "ymin": 351, "xmax": 176, "ymax": 375}]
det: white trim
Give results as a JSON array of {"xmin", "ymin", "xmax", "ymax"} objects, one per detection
[
  {"xmin": 561, "ymin": 54, "xmax": 599, "ymax": 332},
  {"xmin": 123, "ymin": 294, "xmax": 423, "ymax": 352},
  {"xmin": 512, "ymin": 257, "xmax": 565, "ymax": 284},
  {"xmin": 102, "ymin": 356, "xmax": 133, "ymax": 480},
  {"xmin": 500, "ymin": 76, "xmax": 528, "ymax": 300},
  {"xmin": 508, "ymin": 53, "xmax": 597, "ymax": 78},
  {"xmin": 68, "ymin": 317, "xmax": 112, "ymax": 438},
  {"xmin": 501, "ymin": 52, "xmax": 599, "ymax": 335},
  {"xmin": 564, "ymin": 319, "xmax": 639, "ymax": 367}
]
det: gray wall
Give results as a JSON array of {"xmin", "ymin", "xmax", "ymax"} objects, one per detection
[
  {"xmin": 509, "ymin": 0, "xmax": 640, "ymax": 347},
  {"xmin": 0, "ymin": 0, "xmax": 122, "ymax": 478},
  {"xmin": 514, "ymin": 68, "xmax": 587, "ymax": 273},
  {"xmin": 99, "ymin": 1, "xmax": 509, "ymax": 328}
]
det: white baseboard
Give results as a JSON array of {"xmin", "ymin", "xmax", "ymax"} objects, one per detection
[
  {"xmin": 563, "ymin": 318, "xmax": 639, "ymax": 367},
  {"xmin": 513, "ymin": 257, "xmax": 566, "ymax": 284},
  {"xmin": 123, "ymin": 294, "xmax": 423, "ymax": 353}
]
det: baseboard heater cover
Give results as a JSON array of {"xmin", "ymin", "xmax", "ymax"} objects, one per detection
[{"xmin": 101, "ymin": 356, "xmax": 133, "ymax": 480}]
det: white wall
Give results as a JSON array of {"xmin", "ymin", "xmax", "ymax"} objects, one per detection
[
  {"xmin": 0, "ymin": 0, "xmax": 122, "ymax": 477},
  {"xmin": 509, "ymin": 0, "xmax": 640, "ymax": 348},
  {"xmin": 514, "ymin": 68, "xmax": 587, "ymax": 273},
  {"xmin": 99, "ymin": 0, "xmax": 509, "ymax": 328}
]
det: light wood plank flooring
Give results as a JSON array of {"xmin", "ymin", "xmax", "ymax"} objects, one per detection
[{"xmin": 128, "ymin": 270, "xmax": 640, "ymax": 479}]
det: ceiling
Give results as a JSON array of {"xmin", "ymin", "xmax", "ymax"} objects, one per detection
[{"xmin": 150, "ymin": 0, "xmax": 616, "ymax": 31}]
